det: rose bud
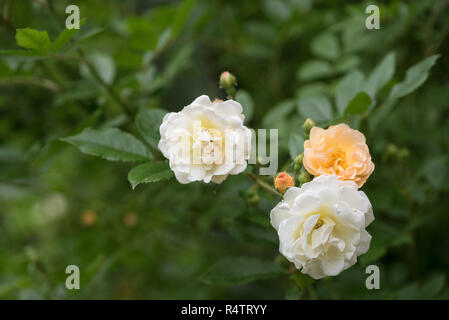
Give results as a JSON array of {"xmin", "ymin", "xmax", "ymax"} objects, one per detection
[
  {"xmin": 219, "ymin": 71, "xmax": 237, "ymax": 90},
  {"xmin": 274, "ymin": 172, "xmax": 295, "ymax": 193},
  {"xmin": 298, "ymin": 169, "xmax": 311, "ymax": 186},
  {"xmin": 294, "ymin": 153, "xmax": 304, "ymax": 172},
  {"xmin": 302, "ymin": 118, "xmax": 316, "ymax": 136}
]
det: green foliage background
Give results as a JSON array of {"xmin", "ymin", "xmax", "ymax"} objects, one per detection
[{"xmin": 1, "ymin": 0, "xmax": 449, "ymax": 299}]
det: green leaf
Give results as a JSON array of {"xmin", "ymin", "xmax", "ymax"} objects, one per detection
[
  {"xmin": 228, "ymin": 218, "xmax": 278, "ymax": 246},
  {"xmin": 290, "ymin": 273, "xmax": 315, "ymax": 290},
  {"xmin": 75, "ymin": 26, "xmax": 103, "ymax": 44},
  {"xmin": 235, "ymin": 90, "xmax": 254, "ymax": 123},
  {"xmin": 285, "ymin": 285, "xmax": 303, "ymax": 300},
  {"xmin": 52, "ymin": 19, "xmax": 86, "ymax": 53},
  {"xmin": 127, "ymin": 17, "xmax": 159, "ymax": 51},
  {"xmin": 61, "ymin": 127, "xmax": 152, "ymax": 162},
  {"xmin": 389, "ymin": 54, "xmax": 440, "ymax": 99},
  {"xmin": 298, "ymin": 96, "xmax": 333, "ymax": 122},
  {"xmin": 397, "ymin": 274, "xmax": 445, "ymax": 299},
  {"xmin": 15, "ymin": 28, "xmax": 52, "ymax": 53},
  {"xmin": 344, "ymin": 91, "xmax": 372, "ymax": 116},
  {"xmin": 335, "ymin": 70, "xmax": 365, "ymax": 115},
  {"xmin": 363, "ymin": 52, "xmax": 395, "ymax": 98},
  {"xmin": 297, "ymin": 82, "xmax": 329, "ymax": 99},
  {"xmin": 135, "ymin": 108, "xmax": 167, "ymax": 149},
  {"xmin": 311, "ymin": 32, "xmax": 340, "ymax": 61},
  {"xmin": 335, "ymin": 55, "xmax": 360, "ymax": 73},
  {"xmin": 262, "ymin": 100, "xmax": 295, "ymax": 128},
  {"xmin": 420, "ymin": 274, "xmax": 446, "ymax": 299},
  {"xmin": 397, "ymin": 283, "xmax": 420, "ymax": 299},
  {"xmin": 359, "ymin": 240, "xmax": 387, "ymax": 265},
  {"xmin": 288, "ymin": 132, "xmax": 304, "ymax": 160},
  {"xmin": 417, "ymin": 156, "xmax": 448, "ymax": 188},
  {"xmin": 80, "ymin": 53, "xmax": 116, "ymax": 84},
  {"xmin": 297, "ymin": 60, "xmax": 333, "ymax": 81},
  {"xmin": 201, "ymin": 257, "xmax": 285, "ymax": 285},
  {"xmin": 128, "ymin": 162, "xmax": 173, "ymax": 189},
  {"xmin": 171, "ymin": 0, "xmax": 196, "ymax": 37},
  {"xmin": 263, "ymin": 0, "xmax": 291, "ymax": 22}
]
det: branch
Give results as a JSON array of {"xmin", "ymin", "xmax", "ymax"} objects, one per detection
[
  {"xmin": 0, "ymin": 76, "xmax": 61, "ymax": 91},
  {"xmin": 246, "ymin": 173, "xmax": 282, "ymax": 197}
]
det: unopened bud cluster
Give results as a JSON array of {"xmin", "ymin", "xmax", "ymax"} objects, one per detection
[
  {"xmin": 294, "ymin": 154, "xmax": 303, "ymax": 172},
  {"xmin": 297, "ymin": 169, "xmax": 311, "ymax": 186},
  {"xmin": 384, "ymin": 143, "xmax": 410, "ymax": 162}
]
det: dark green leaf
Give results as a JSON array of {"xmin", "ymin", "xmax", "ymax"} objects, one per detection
[
  {"xmin": 128, "ymin": 162, "xmax": 173, "ymax": 189},
  {"xmin": 335, "ymin": 55, "xmax": 360, "ymax": 73},
  {"xmin": 311, "ymin": 33, "xmax": 340, "ymax": 61},
  {"xmin": 298, "ymin": 96, "xmax": 333, "ymax": 121},
  {"xmin": 389, "ymin": 54, "xmax": 440, "ymax": 99},
  {"xmin": 297, "ymin": 60, "xmax": 333, "ymax": 81},
  {"xmin": 335, "ymin": 70, "xmax": 365, "ymax": 115},
  {"xmin": 80, "ymin": 53, "xmax": 116, "ymax": 84},
  {"xmin": 262, "ymin": 100, "xmax": 295, "ymax": 128},
  {"xmin": 135, "ymin": 108, "xmax": 167, "ymax": 149},
  {"xmin": 263, "ymin": 0, "xmax": 291, "ymax": 22},
  {"xmin": 363, "ymin": 52, "xmax": 395, "ymax": 98},
  {"xmin": 417, "ymin": 156, "xmax": 448, "ymax": 188},
  {"xmin": 344, "ymin": 91, "xmax": 371, "ymax": 116},
  {"xmin": 171, "ymin": 0, "xmax": 196, "ymax": 37},
  {"xmin": 235, "ymin": 90, "xmax": 254, "ymax": 123},
  {"xmin": 288, "ymin": 132, "xmax": 304, "ymax": 160},
  {"xmin": 61, "ymin": 127, "xmax": 152, "ymax": 162},
  {"xmin": 420, "ymin": 274, "xmax": 446, "ymax": 299},
  {"xmin": 201, "ymin": 257, "xmax": 285, "ymax": 285},
  {"xmin": 290, "ymin": 272, "xmax": 315, "ymax": 290},
  {"xmin": 52, "ymin": 19, "xmax": 86, "ymax": 53}
]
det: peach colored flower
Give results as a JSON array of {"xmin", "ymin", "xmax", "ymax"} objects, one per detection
[
  {"xmin": 274, "ymin": 172, "xmax": 295, "ymax": 193},
  {"xmin": 303, "ymin": 124, "xmax": 374, "ymax": 187}
]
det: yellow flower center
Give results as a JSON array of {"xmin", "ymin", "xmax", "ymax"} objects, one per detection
[
  {"xmin": 314, "ymin": 218, "xmax": 324, "ymax": 230},
  {"xmin": 326, "ymin": 147, "xmax": 348, "ymax": 173}
]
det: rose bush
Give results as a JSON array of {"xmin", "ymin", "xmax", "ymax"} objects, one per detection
[{"xmin": 4, "ymin": 0, "xmax": 445, "ymax": 300}]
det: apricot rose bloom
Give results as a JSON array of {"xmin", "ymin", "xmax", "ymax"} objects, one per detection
[{"xmin": 303, "ymin": 123, "xmax": 374, "ymax": 187}]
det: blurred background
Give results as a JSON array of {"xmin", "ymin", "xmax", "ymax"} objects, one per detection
[{"xmin": 0, "ymin": 0, "xmax": 449, "ymax": 299}]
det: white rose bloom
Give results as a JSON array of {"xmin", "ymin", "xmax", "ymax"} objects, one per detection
[
  {"xmin": 270, "ymin": 175, "xmax": 373, "ymax": 279},
  {"xmin": 158, "ymin": 95, "xmax": 252, "ymax": 184}
]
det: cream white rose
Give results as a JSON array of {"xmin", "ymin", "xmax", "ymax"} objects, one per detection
[
  {"xmin": 270, "ymin": 175, "xmax": 373, "ymax": 279},
  {"xmin": 158, "ymin": 95, "xmax": 252, "ymax": 184}
]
